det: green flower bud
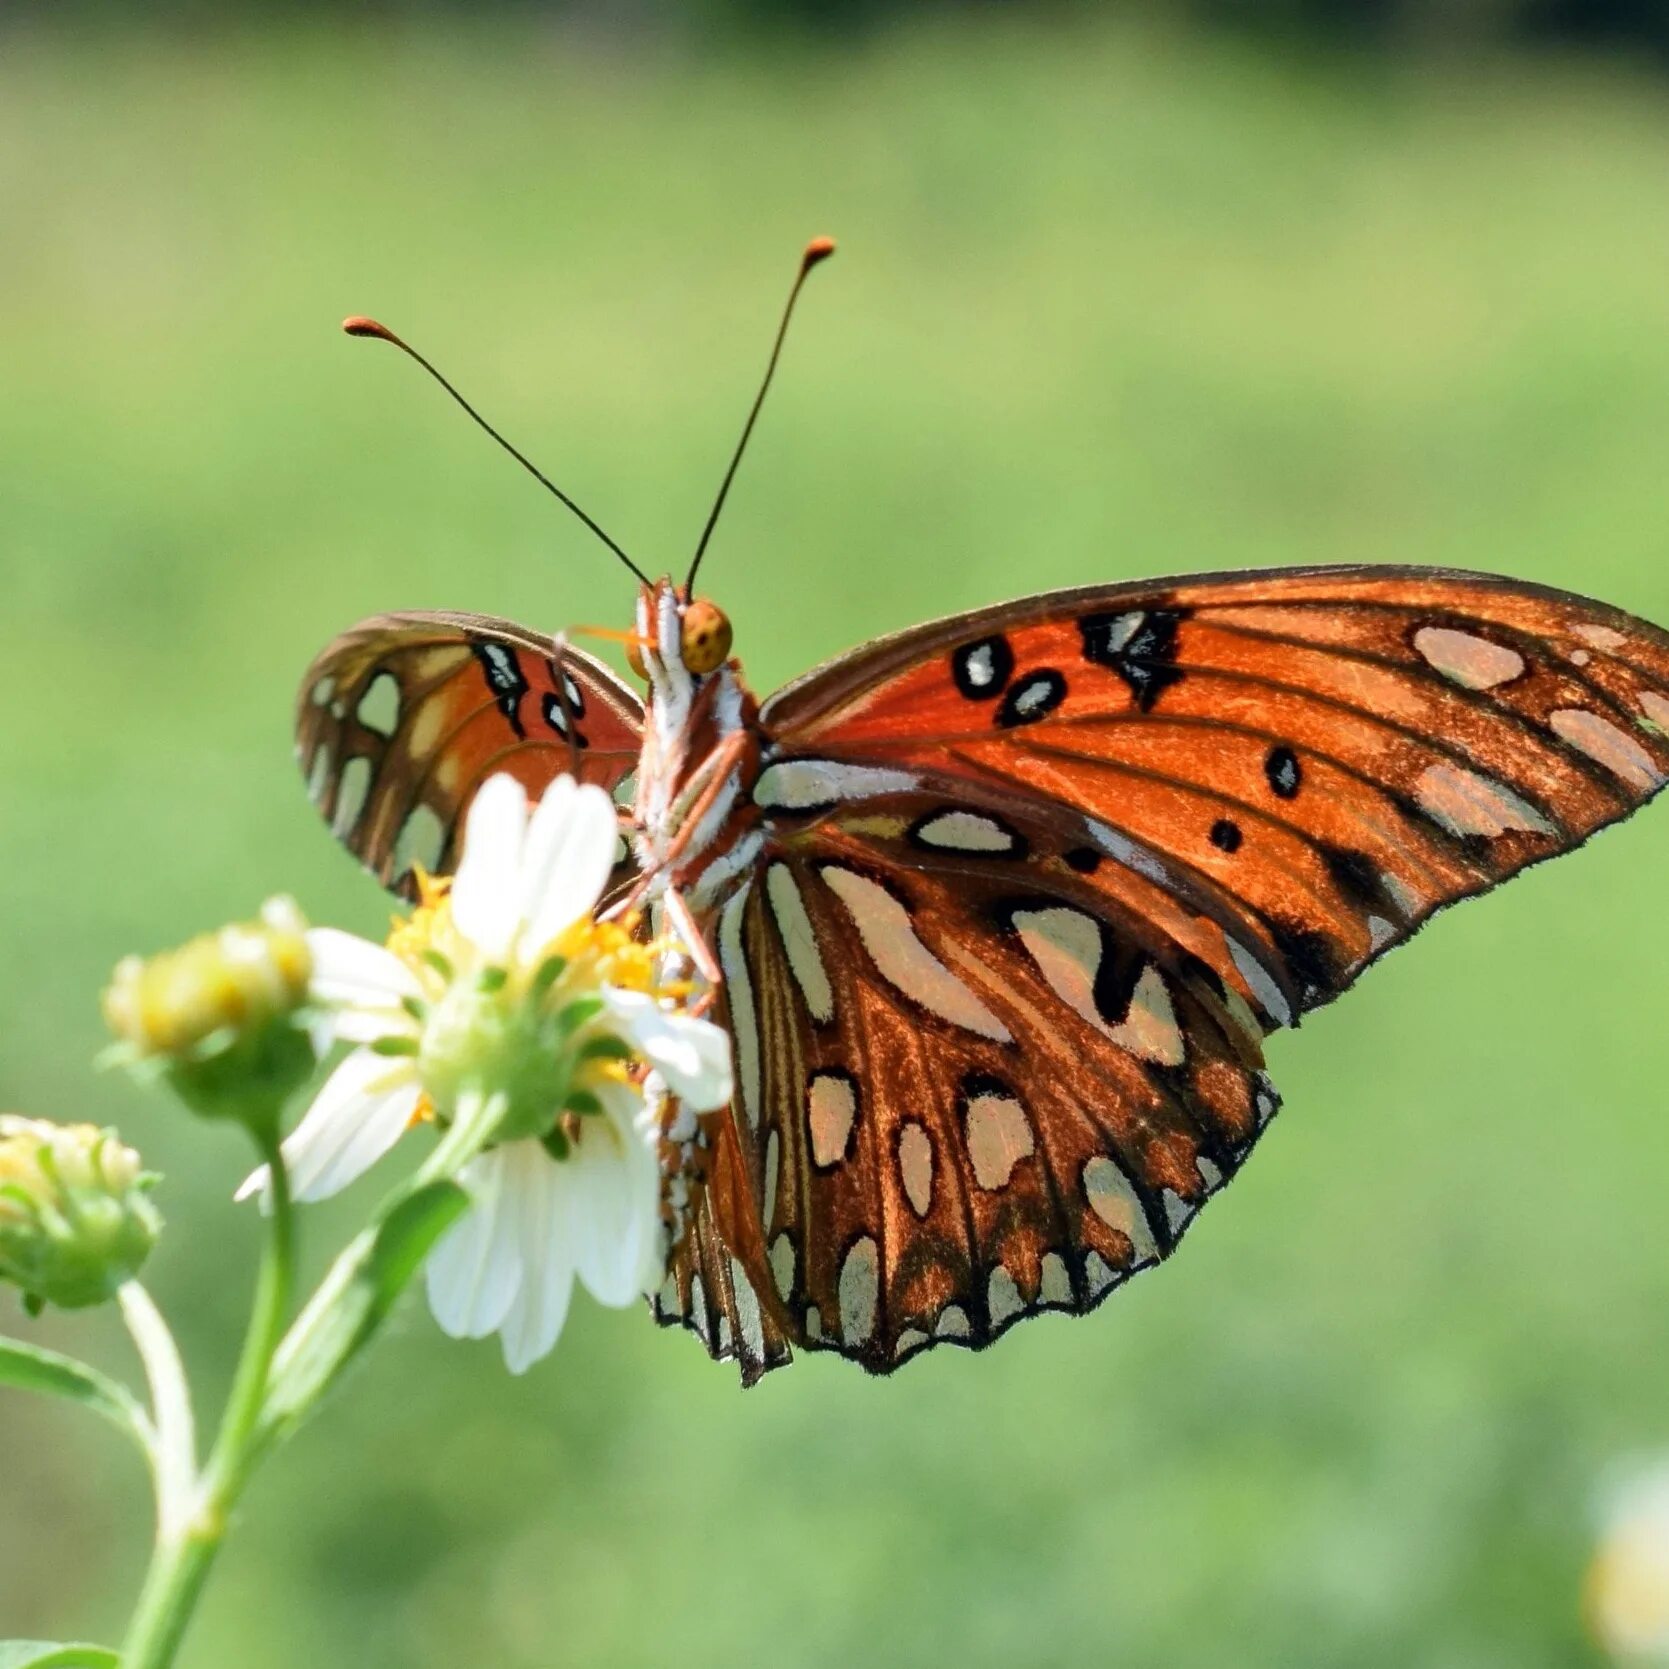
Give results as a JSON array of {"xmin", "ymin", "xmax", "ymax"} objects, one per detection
[
  {"xmin": 0, "ymin": 1116, "xmax": 161, "ymax": 1311},
  {"xmin": 102, "ymin": 897, "xmax": 318, "ymax": 1130}
]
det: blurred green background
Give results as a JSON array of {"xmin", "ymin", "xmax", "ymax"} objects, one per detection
[{"xmin": 5, "ymin": 8, "xmax": 1669, "ymax": 1667}]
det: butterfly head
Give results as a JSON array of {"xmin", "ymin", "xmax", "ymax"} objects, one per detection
[{"xmin": 629, "ymin": 578, "xmax": 735, "ymax": 688}]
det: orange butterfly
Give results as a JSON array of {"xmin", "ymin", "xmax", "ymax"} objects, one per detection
[{"xmin": 299, "ymin": 241, "xmax": 1669, "ymax": 1382}]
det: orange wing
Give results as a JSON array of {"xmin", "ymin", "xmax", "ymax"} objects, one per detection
[
  {"xmin": 761, "ymin": 565, "xmax": 1669, "ymax": 1024},
  {"xmin": 657, "ymin": 565, "xmax": 1669, "ymax": 1379},
  {"xmin": 296, "ymin": 611, "xmax": 642, "ymax": 894}
]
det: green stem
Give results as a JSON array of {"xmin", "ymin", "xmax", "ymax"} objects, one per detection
[
  {"xmin": 117, "ymin": 1282, "xmax": 196, "ymax": 1543},
  {"xmin": 118, "ymin": 1126, "xmax": 295, "ymax": 1669}
]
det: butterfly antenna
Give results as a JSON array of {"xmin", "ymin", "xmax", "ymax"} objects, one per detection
[
  {"xmin": 685, "ymin": 236, "xmax": 836, "ymax": 593},
  {"xmin": 341, "ymin": 316, "xmax": 652, "ymax": 586}
]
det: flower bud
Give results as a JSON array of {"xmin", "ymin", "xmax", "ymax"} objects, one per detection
[
  {"xmin": 0, "ymin": 1116, "xmax": 161, "ymax": 1310},
  {"xmin": 103, "ymin": 898, "xmax": 318, "ymax": 1127}
]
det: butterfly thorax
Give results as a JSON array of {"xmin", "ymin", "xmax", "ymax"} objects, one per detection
[{"xmin": 631, "ymin": 580, "xmax": 766, "ymax": 908}]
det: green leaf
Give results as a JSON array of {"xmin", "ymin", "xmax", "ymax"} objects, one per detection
[
  {"xmin": 262, "ymin": 1179, "xmax": 468, "ymax": 1437},
  {"xmin": 0, "ymin": 1644, "xmax": 119, "ymax": 1668},
  {"xmin": 0, "ymin": 1336, "xmax": 148, "ymax": 1451}
]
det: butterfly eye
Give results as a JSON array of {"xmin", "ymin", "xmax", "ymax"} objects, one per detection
[{"xmin": 680, "ymin": 600, "xmax": 733, "ymax": 675}]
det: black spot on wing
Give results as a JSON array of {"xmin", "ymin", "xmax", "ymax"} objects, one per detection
[
  {"xmin": 540, "ymin": 693, "xmax": 590, "ymax": 748},
  {"xmin": 1209, "ymin": 818, "xmax": 1243, "ymax": 853},
  {"xmin": 996, "ymin": 669, "xmax": 1067, "ymax": 728},
  {"xmin": 1265, "ymin": 745, "xmax": 1302, "ymax": 800},
  {"xmin": 1064, "ymin": 846, "xmax": 1102, "ymax": 874},
  {"xmin": 1080, "ymin": 607, "xmax": 1190, "ymax": 712},
  {"xmin": 951, "ymin": 635, "xmax": 1015, "ymax": 700},
  {"xmin": 472, "ymin": 638, "xmax": 530, "ymax": 738}
]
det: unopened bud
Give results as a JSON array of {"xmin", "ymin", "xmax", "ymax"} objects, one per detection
[
  {"xmin": 103, "ymin": 898, "xmax": 317, "ymax": 1127},
  {"xmin": 0, "ymin": 1116, "xmax": 160, "ymax": 1311}
]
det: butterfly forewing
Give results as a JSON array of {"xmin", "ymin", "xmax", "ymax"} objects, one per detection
[
  {"xmin": 759, "ymin": 566, "xmax": 1669, "ymax": 1025},
  {"xmin": 297, "ymin": 611, "xmax": 643, "ymax": 894}
]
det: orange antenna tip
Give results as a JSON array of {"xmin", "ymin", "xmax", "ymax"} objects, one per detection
[
  {"xmin": 342, "ymin": 316, "xmax": 398, "ymax": 342},
  {"xmin": 803, "ymin": 236, "xmax": 837, "ymax": 269}
]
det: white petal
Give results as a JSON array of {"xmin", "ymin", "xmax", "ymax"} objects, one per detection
[
  {"xmin": 305, "ymin": 928, "xmax": 422, "ymax": 1009},
  {"xmin": 450, "ymin": 774, "xmax": 529, "ymax": 962},
  {"xmin": 569, "ymin": 1093, "xmax": 664, "ymax": 1307},
  {"xmin": 236, "ymin": 1049, "xmax": 419, "ymax": 1206},
  {"xmin": 519, "ymin": 778, "xmax": 621, "ymax": 958},
  {"xmin": 497, "ymin": 1142, "xmax": 575, "ymax": 1374},
  {"xmin": 603, "ymin": 990, "xmax": 734, "ymax": 1112},
  {"xmin": 425, "ymin": 1148, "xmax": 522, "ymax": 1339}
]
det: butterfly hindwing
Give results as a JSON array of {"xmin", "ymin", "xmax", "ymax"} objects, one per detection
[
  {"xmin": 296, "ymin": 611, "xmax": 643, "ymax": 894},
  {"xmin": 660, "ymin": 801, "xmax": 1279, "ymax": 1373}
]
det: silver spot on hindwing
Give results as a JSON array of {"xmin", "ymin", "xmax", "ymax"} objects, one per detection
[
  {"xmin": 897, "ymin": 1122, "xmax": 934, "ymax": 1217},
  {"xmin": 769, "ymin": 1232, "xmax": 795, "ymax": 1302},
  {"xmin": 964, "ymin": 1090, "xmax": 1035, "ymax": 1190},
  {"xmin": 935, "ymin": 1305, "xmax": 971, "ymax": 1338},
  {"xmin": 807, "ymin": 1072, "xmax": 857, "ymax": 1168},
  {"xmin": 393, "ymin": 804, "xmax": 446, "ymax": 879},
  {"xmin": 332, "ymin": 755, "xmax": 372, "ymax": 838},
  {"xmin": 987, "ymin": 1266, "xmax": 1024, "ymax": 1326},
  {"xmin": 1577, "ymin": 623, "xmax": 1626, "ymax": 650},
  {"xmin": 763, "ymin": 1128, "xmax": 781, "ymax": 1230},
  {"xmin": 895, "ymin": 1327, "xmax": 930, "ymax": 1360},
  {"xmin": 306, "ymin": 742, "xmax": 332, "ymax": 805},
  {"xmin": 356, "ymin": 672, "xmax": 400, "ymax": 736},
  {"xmin": 912, "ymin": 810, "xmax": 1020, "ymax": 854},
  {"xmin": 729, "ymin": 1258, "xmax": 765, "ymax": 1364},
  {"xmin": 1039, "ymin": 1252, "xmax": 1071, "ymax": 1305},
  {"xmin": 820, "ymin": 866, "xmax": 1012, "ymax": 1041},
  {"xmin": 1084, "ymin": 1250, "xmax": 1117, "ymax": 1296},
  {"xmin": 1083, "ymin": 1156, "xmax": 1159, "ymax": 1264},
  {"xmin": 838, "ymin": 1236, "xmax": 879, "ymax": 1346},
  {"xmin": 1227, "ymin": 936, "xmax": 1293, "ymax": 1028},
  {"xmin": 766, "ymin": 864, "xmax": 834, "ymax": 1024}
]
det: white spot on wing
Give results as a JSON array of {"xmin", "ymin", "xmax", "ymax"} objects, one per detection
[
  {"xmin": 356, "ymin": 672, "xmax": 400, "ymax": 735},
  {"xmin": 1414, "ymin": 763, "xmax": 1556, "ymax": 838},
  {"xmin": 1084, "ymin": 819, "xmax": 1174, "ymax": 887},
  {"xmin": 1084, "ymin": 1250, "xmax": 1117, "ymax": 1296},
  {"xmin": 754, "ymin": 759, "xmax": 919, "ymax": 811},
  {"xmin": 1011, "ymin": 906, "xmax": 1185, "ymax": 1066},
  {"xmin": 1641, "ymin": 691, "xmax": 1669, "ymax": 732},
  {"xmin": 987, "ymin": 1266, "xmax": 1023, "ymax": 1325},
  {"xmin": 306, "ymin": 742, "xmax": 331, "ymax": 805},
  {"xmin": 807, "ymin": 1073, "xmax": 856, "ymax": 1167},
  {"xmin": 769, "ymin": 1233, "xmax": 795, "ymax": 1302},
  {"xmin": 310, "ymin": 675, "xmax": 335, "ymax": 707},
  {"xmin": 838, "ymin": 1236, "xmax": 879, "ymax": 1346},
  {"xmin": 898, "ymin": 1122, "xmax": 933, "ymax": 1217},
  {"xmin": 913, "ymin": 810, "xmax": 1019, "ymax": 853},
  {"xmin": 1550, "ymin": 708, "xmax": 1662, "ymax": 792},
  {"xmin": 765, "ymin": 864, "xmax": 834, "ymax": 1023},
  {"xmin": 763, "ymin": 1128, "xmax": 780, "ymax": 1230},
  {"xmin": 1083, "ymin": 1156, "xmax": 1158, "ymax": 1263},
  {"xmin": 332, "ymin": 756, "xmax": 372, "ymax": 838},
  {"xmin": 729, "ymin": 1258, "xmax": 765, "ymax": 1364},
  {"xmin": 717, "ymin": 888, "xmax": 761, "ymax": 1131},
  {"xmin": 1577, "ymin": 624, "xmax": 1626, "ymax": 650},
  {"xmin": 1228, "ymin": 936, "xmax": 1293, "ymax": 1028},
  {"xmin": 935, "ymin": 1305, "xmax": 970, "ymax": 1338},
  {"xmin": 1039, "ymin": 1252, "xmax": 1071, "ymax": 1305},
  {"xmin": 895, "ymin": 1328, "xmax": 929, "ymax": 1359},
  {"xmin": 1412, "ymin": 626, "xmax": 1525, "ymax": 691},
  {"xmin": 820, "ymin": 866, "xmax": 1012, "ymax": 1042},
  {"xmin": 393, "ymin": 804, "xmax": 446, "ymax": 877},
  {"xmin": 964, "ymin": 1091, "xmax": 1035, "ymax": 1191}
]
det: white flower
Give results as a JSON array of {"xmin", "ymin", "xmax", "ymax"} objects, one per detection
[
  {"xmin": 1592, "ymin": 1462, "xmax": 1669, "ymax": 1663},
  {"xmin": 238, "ymin": 773, "xmax": 732, "ymax": 1371}
]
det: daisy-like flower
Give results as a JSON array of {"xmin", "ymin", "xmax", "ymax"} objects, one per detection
[
  {"xmin": 1591, "ymin": 1461, "xmax": 1669, "ymax": 1664},
  {"xmin": 238, "ymin": 774, "xmax": 731, "ymax": 1372}
]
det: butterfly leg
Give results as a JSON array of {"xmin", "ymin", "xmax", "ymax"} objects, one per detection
[{"xmin": 662, "ymin": 885, "xmax": 723, "ymax": 1016}]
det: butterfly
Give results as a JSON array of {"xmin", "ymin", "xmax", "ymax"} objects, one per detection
[{"xmin": 298, "ymin": 241, "xmax": 1669, "ymax": 1383}]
